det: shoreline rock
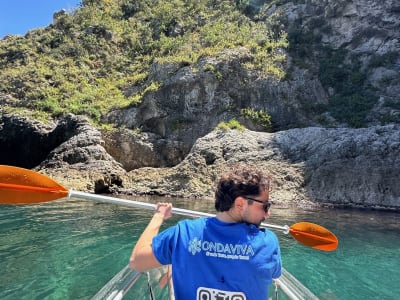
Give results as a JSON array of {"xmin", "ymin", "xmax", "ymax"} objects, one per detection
[{"xmin": 1, "ymin": 113, "xmax": 399, "ymax": 211}]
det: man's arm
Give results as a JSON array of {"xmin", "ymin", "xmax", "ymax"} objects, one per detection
[{"xmin": 129, "ymin": 203, "xmax": 172, "ymax": 272}]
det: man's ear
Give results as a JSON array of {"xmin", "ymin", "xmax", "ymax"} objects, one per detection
[{"xmin": 234, "ymin": 196, "xmax": 246, "ymax": 212}]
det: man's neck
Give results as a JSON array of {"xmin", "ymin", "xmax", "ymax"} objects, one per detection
[{"xmin": 216, "ymin": 210, "xmax": 241, "ymax": 223}]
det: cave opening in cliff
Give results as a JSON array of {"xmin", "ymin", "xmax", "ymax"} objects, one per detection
[
  {"xmin": 0, "ymin": 135, "xmax": 53, "ymax": 169},
  {"xmin": 0, "ymin": 118, "xmax": 62, "ymax": 169}
]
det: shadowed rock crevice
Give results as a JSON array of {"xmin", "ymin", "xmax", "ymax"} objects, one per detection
[
  {"xmin": 0, "ymin": 114, "xmax": 113, "ymax": 169},
  {"xmin": 0, "ymin": 114, "xmax": 69, "ymax": 168}
]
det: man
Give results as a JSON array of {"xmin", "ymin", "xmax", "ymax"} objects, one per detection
[{"xmin": 130, "ymin": 165, "xmax": 282, "ymax": 299}]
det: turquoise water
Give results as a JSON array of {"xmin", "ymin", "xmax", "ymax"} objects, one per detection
[{"xmin": 0, "ymin": 197, "xmax": 399, "ymax": 299}]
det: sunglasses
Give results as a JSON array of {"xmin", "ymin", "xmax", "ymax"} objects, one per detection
[{"xmin": 244, "ymin": 196, "xmax": 271, "ymax": 212}]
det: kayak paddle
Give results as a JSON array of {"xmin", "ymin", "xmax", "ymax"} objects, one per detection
[{"xmin": 0, "ymin": 165, "xmax": 338, "ymax": 251}]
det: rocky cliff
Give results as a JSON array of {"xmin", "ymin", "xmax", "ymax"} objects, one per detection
[
  {"xmin": 1, "ymin": 114, "xmax": 398, "ymax": 210},
  {"xmin": 1, "ymin": 0, "xmax": 399, "ymax": 211},
  {"xmin": 101, "ymin": 0, "xmax": 399, "ymax": 168}
]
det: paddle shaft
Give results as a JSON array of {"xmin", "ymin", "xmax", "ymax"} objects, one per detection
[
  {"xmin": 0, "ymin": 165, "xmax": 337, "ymax": 250},
  {"xmin": 68, "ymin": 190, "xmax": 290, "ymax": 233}
]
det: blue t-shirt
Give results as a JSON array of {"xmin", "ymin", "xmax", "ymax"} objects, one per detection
[{"xmin": 152, "ymin": 217, "xmax": 282, "ymax": 300}]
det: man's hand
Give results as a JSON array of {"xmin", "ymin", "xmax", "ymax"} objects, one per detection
[{"xmin": 154, "ymin": 202, "xmax": 172, "ymax": 220}]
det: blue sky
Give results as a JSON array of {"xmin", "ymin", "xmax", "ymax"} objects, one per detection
[{"xmin": 0, "ymin": 1, "xmax": 81, "ymax": 38}]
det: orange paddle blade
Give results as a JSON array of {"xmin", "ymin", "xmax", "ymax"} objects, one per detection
[
  {"xmin": 0, "ymin": 165, "xmax": 68, "ymax": 204},
  {"xmin": 289, "ymin": 222, "xmax": 338, "ymax": 251}
]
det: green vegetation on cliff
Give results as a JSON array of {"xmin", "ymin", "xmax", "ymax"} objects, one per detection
[{"xmin": 0, "ymin": 0, "xmax": 287, "ymax": 123}]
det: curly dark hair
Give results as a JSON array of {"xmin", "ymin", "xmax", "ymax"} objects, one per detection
[{"xmin": 214, "ymin": 164, "xmax": 271, "ymax": 212}]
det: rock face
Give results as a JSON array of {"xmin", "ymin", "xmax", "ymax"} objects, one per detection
[
  {"xmin": 264, "ymin": 0, "xmax": 400, "ymax": 125},
  {"xmin": 272, "ymin": 126, "xmax": 400, "ymax": 209},
  {"xmin": 123, "ymin": 125, "xmax": 400, "ymax": 210},
  {"xmin": 0, "ymin": 113, "xmax": 125, "ymax": 192},
  {"xmin": 102, "ymin": 128, "xmax": 190, "ymax": 171},
  {"xmin": 100, "ymin": 0, "xmax": 399, "ymax": 168},
  {"xmin": 1, "ymin": 113, "xmax": 399, "ymax": 210},
  {"xmin": 102, "ymin": 52, "xmax": 330, "ymax": 169}
]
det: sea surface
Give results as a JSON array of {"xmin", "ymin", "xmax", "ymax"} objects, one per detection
[{"xmin": 0, "ymin": 196, "xmax": 399, "ymax": 299}]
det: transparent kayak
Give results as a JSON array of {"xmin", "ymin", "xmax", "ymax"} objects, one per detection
[{"xmin": 92, "ymin": 264, "xmax": 319, "ymax": 300}]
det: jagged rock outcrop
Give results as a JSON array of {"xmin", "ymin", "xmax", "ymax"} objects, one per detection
[
  {"xmin": 273, "ymin": 125, "xmax": 400, "ymax": 209},
  {"xmin": 37, "ymin": 115, "xmax": 115, "ymax": 168},
  {"xmin": 0, "ymin": 113, "xmax": 125, "ymax": 192},
  {"xmin": 1, "ymin": 113, "xmax": 398, "ymax": 210},
  {"xmin": 123, "ymin": 125, "xmax": 400, "ymax": 210}
]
